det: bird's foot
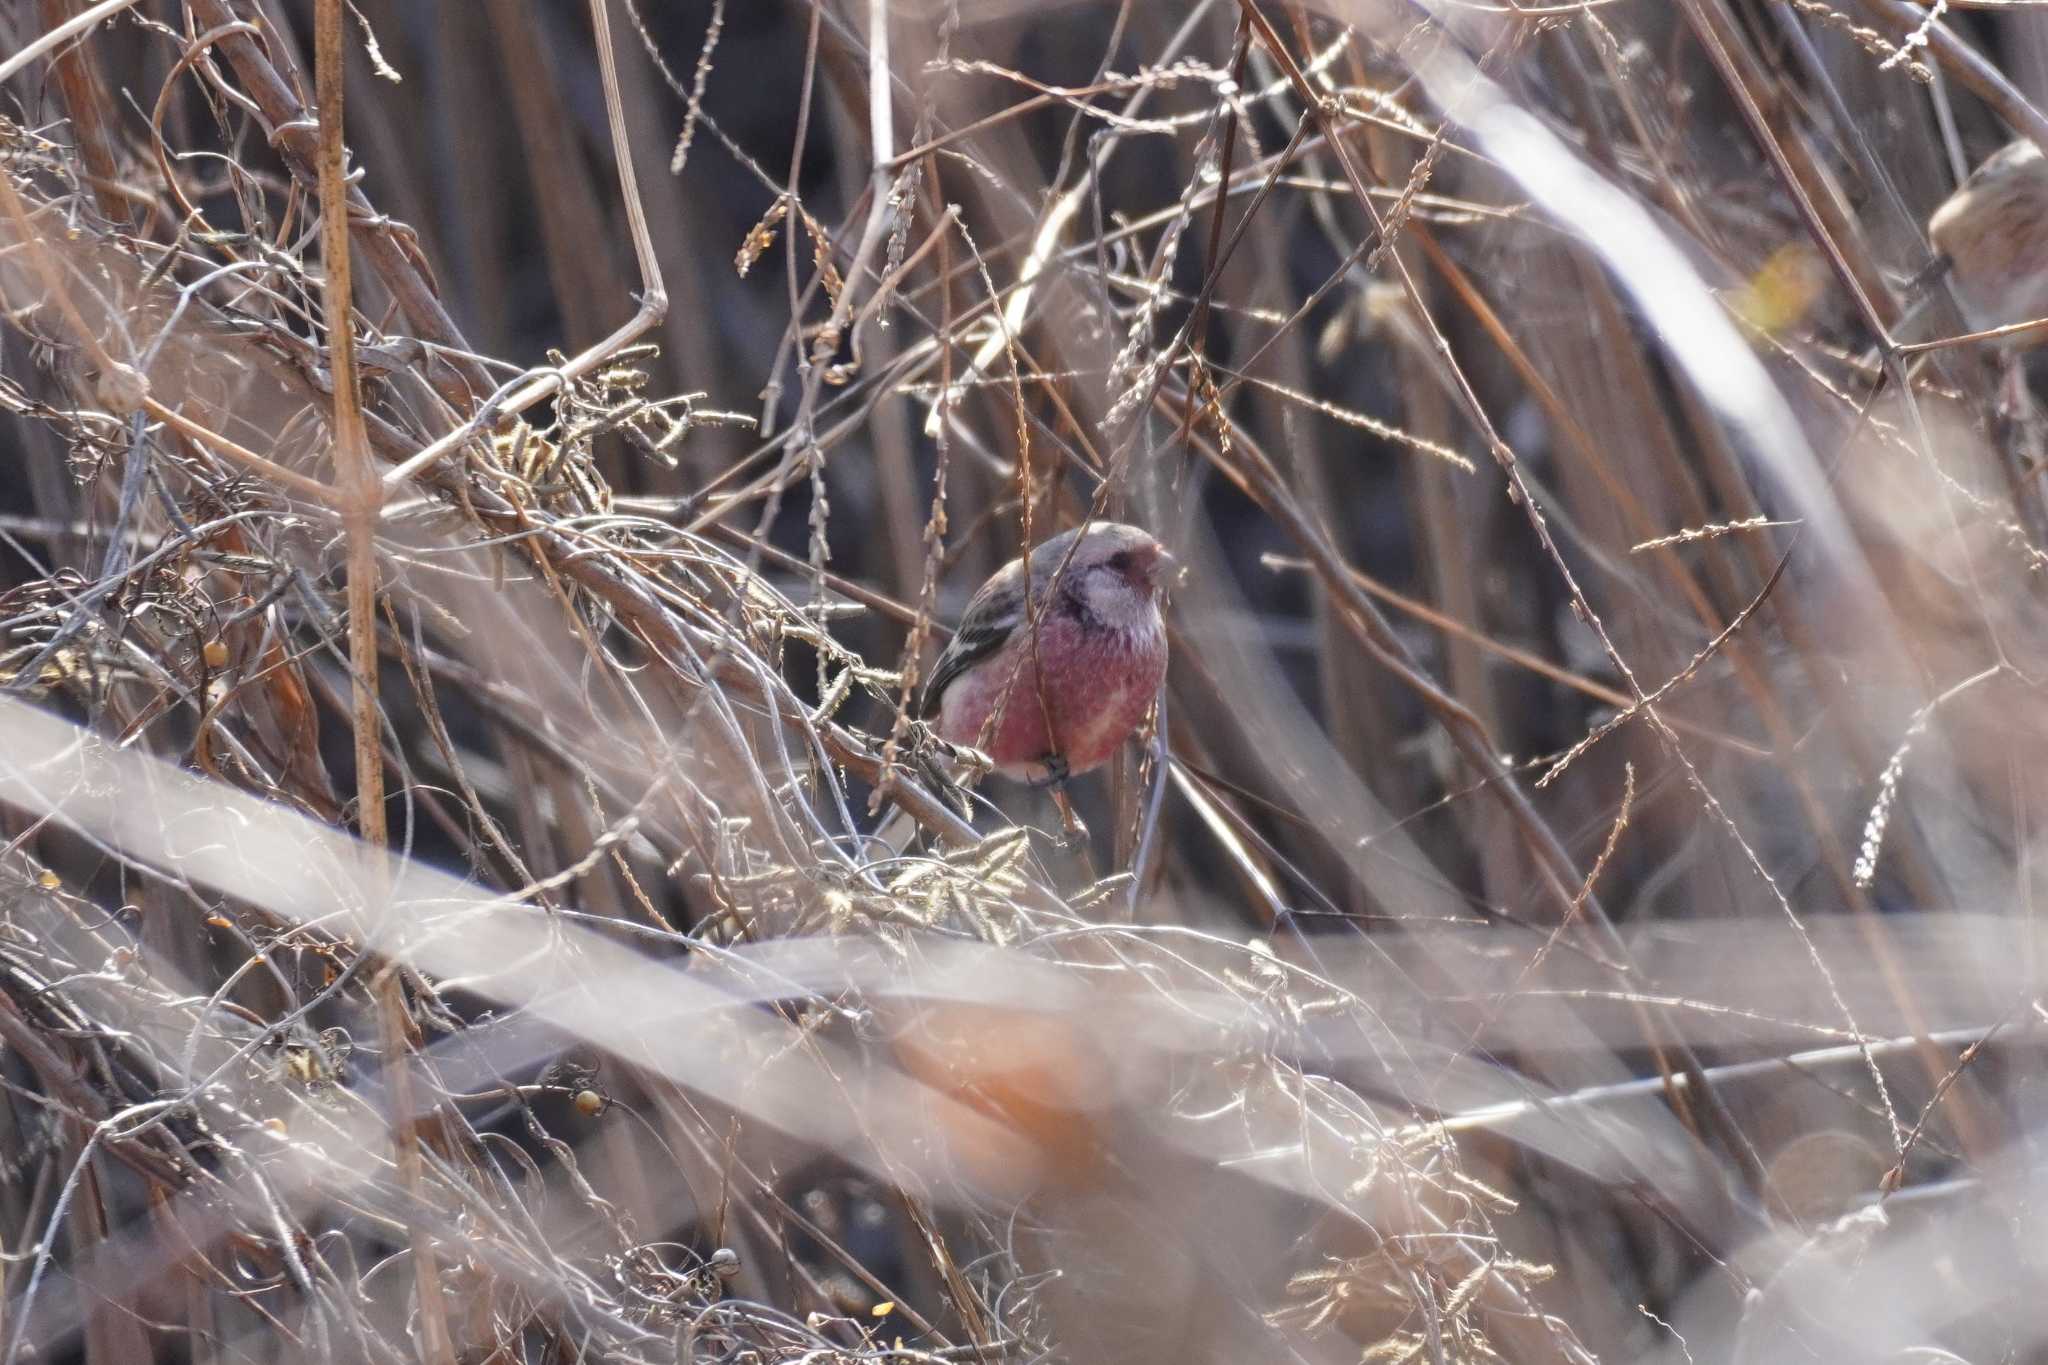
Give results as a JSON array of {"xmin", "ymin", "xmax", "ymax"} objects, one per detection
[{"xmin": 1028, "ymin": 753, "xmax": 1071, "ymax": 790}]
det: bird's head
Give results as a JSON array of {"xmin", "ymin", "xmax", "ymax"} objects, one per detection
[{"xmin": 1035, "ymin": 522, "xmax": 1178, "ymax": 627}]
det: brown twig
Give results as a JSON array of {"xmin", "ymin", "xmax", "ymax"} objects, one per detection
[{"xmin": 311, "ymin": 1, "xmax": 454, "ymax": 1361}]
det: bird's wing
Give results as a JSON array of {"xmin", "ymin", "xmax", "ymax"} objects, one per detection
[{"xmin": 918, "ymin": 562, "xmax": 1026, "ymax": 717}]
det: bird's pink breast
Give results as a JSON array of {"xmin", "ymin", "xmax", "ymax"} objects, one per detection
[{"xmin": 935, "ymin": 612, "xmax": 1167, "ymax": 779}]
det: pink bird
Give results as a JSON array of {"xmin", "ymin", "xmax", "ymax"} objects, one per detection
[{"xmin": 920, "ymin": 522, "xmax": 1175, "ymax": 785}]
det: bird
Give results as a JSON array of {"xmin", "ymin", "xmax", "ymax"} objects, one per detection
[
  {"xmin": 1927, "ymin": 137, "xmax": 2048, "ymax": 338},
  {"xmin": 918, "ymin": 521, "xmax": 1175, "ymax": 786}
]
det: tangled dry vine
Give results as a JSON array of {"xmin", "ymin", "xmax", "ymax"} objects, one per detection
[{"xmin": 4, "ymin": 1, "xmax": 2048, "ymax": 1362}]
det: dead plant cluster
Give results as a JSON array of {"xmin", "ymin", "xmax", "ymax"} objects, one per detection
[{"xmin": 2, "ymin": 1, "xmax": 2048, "ymax": 1362}]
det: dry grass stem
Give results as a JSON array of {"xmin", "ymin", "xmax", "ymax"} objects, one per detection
[{"xmin": 4, "ymin": 1, "xmax": 2048, "ymax": 1361}]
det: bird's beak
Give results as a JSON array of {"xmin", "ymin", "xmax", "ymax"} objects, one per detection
[{"xmin": 1148, "ymin": 548, "xmax": 1183, "ymax": 591}]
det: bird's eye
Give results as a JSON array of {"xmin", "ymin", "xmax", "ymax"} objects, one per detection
[{"xmin": 1106, "ymin": 551, "xmax": 1133, "ymax": 572}]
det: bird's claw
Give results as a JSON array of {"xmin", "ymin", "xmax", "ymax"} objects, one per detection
[{"xmin": 1028, "ymin": 753, "xmax": 1071, "ymax": 790}]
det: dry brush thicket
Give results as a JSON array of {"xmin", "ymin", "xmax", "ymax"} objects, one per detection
[{"xmin": 2, "ymin": 0, "xmax": 2048, "ymax": 1362}]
